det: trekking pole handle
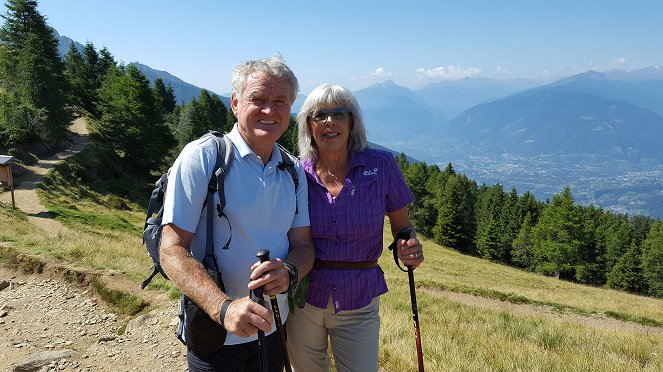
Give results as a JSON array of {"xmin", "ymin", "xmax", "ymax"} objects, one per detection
[
  {"xmin": 256, "ymin": 249, "xmax": 293, "ymax": 372},
  {"xmin": 257, "ymin": 249, "xmax": 270, "ymax": 264},
  {"xmin": 389, "ymin": 228, "xmax": 413, "ymax": 272}
]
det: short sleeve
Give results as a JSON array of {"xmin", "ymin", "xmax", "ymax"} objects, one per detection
[{"xmin": 385, "ymin": 154, "xmax": 415, "ymax": 213}]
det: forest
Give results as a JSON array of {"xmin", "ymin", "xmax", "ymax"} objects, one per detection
[{"xmin": 1, "ymin": 0, "xmax": 661, "ymax": 300}]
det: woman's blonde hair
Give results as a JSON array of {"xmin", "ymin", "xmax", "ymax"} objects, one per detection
[{"xmin": 296, "ymin": 84, "xmax": 367, "ymax": 161}]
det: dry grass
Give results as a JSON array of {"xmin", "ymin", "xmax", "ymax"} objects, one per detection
[
  {"xmin": 379, "ymin": 226, "xmax": 663, "ymax": 371},
  {"xmin": 1, "ymin": 199, "xmax": 662, "ymax": 371}
]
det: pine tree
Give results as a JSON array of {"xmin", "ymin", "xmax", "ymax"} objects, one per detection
[
  {"xmin": 433, "ymin": 174, "xmax": 477, "ymax": 253},
  {"xmin": 574, "ymin": 205, "xmax": 606, "ymax": 285},
  {"xmin": 606, "ymin": 242, "xmax": 646, "ymax": 294},
  {"xmin": 403, "ymin": 161, "xmax": 430, "ymax": 232},
  {"xmin": 63, "ymin": 43, "xmax": 85, "ymax": 109},
  {"xmin": 512, "ymin": 212, "xmax": 535, "ymax": 268},
  {"xmin": 97, "ymin": 47, "xmax": 115, "ymax": 80},
  {"xmin": 395, "ymin": 153, "xmax": 409, "ymax": 170},
  {"xmin": 530, "ymin": 187, "xmax": 583, "ymax": 279},
  {"xmin": 476, "ymin": 184, "xmax": 507, "ymax": 260},
  {"xmin": 80, "ymin": 42, "xmax": 100, "ymax": 116},
  {"xmin": 641, "ymin": 221, "xmax": 663, "ymax": 298},
  {"xmin": 476, "ymin": 216, "xmax": 502, "ymax": 261},
  {"xmin": 152, "ymin": 77, "xmax": 176, "ymax": 115},
  {"xmin": 173, "ymin": 102, "xmax": 196, "ymax": 149},
  {"xmin": 96, "ymin": 64, "xmax": 174, "ymax": 172},
  {"xmin": 0, "ymin": 0, "xmax": 71, "ymax": 146}
]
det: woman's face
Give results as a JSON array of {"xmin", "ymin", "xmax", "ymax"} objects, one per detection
[{"xmin": 308, "ymin": 107, "xmax": 353, "ymax": 155}]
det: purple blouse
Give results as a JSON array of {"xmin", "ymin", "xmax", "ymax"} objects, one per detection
[{"xmin": 303, "ymin": 148, "xmax": 415, "ymax": 312}]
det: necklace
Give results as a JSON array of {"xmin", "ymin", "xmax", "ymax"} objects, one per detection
[{"xmin": 317, "ymin": 165, "xmax": 348, "ymax": 182}]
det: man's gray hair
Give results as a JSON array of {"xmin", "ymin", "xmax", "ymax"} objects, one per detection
[{"xmin": 231, "ymin": 54, "xmax": 299, "ymax": 103}]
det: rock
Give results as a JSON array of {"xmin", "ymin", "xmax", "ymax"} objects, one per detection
[
  {"xmin": 125, "ymin": 312, "xmax": 155, "ymax": 334},
  {"xmin": 0, "ymin": 280, "xmax": 9, "ymax": 291},
  {"xmin": 12, "ymin": 349, "xmax": 76, "ymax": 372}
]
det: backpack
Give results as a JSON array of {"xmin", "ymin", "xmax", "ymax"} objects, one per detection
[{"xmin": 141, "ymin": 131, "xmax": 299, "ymax": 290}]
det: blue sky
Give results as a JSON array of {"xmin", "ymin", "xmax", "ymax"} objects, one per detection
[{"xmin": 25, "ymin": 0, "xmax": 663, "ymax": 95}]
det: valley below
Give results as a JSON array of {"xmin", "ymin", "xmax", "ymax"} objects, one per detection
[{"xmin": 403, "ymin": 141, "xmax": 663, "ymax": 219}]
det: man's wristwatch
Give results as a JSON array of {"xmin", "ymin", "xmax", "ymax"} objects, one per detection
[{"xmin": 284, "ymin": 262, "xmax": 298, "ymax": 290}]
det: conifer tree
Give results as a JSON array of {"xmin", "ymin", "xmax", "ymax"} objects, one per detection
[
  {"xmin": 97, "ymin": 47, "xmax": 115, "ymax": 80},
  {"xmin": 512, "ymin": 212, "xmax": 535, "ymax": 268},
  {"xmin": 476, "ymin": 216, "xmax": 502, "ymax": 261},
  {"xmin": 173, "ymin": 101, "xmax": 196, "ymax": 149},
  {"xmin": 433, "ymin": 174, "xmax": 477, "ymax": 253},
  {"xmin": 641, "ymin": 221, "xmax": 663, "ymax": 298},
  {"xmin": 404, "ymin": 161, "xmax": 431, "ymax": 233},
  {"xmin": 530, "ymin": 187, "xmax": 583, "ymax": 279},
  {"xmin": 80, "ymin": 42, "xmax": 100, "ymax": 116},
  {"xmin": 415, "ymin": 164, "xmax": 445, "ymax": 237},
  {"xmin": 0, "ymin": 0, "xmax": 70, "ymax": 146},
  {"xmin": 96, "ymin": 64, "xmax": 174, "ymax": 172},
  {"xmin": 606, "ymin": 242, "xmax": 646, "ymax": 294},
  {"xmin": 574, "ymin": 205, "xmax": 606, "ymax": 285},
  {"xmin": 395, "ymin": 153, "xmax": 409, "ymax": 170},
  {"xmin": 63, "ymin": 43, "xmax": 85, "ymax": 103},
  {"xmin": 476, "ymin": 184, "xmax": 507, "ymax": 260},
  {"xmin": 152, "ymin": 77, "xmax": 176, "ymax": 115}
]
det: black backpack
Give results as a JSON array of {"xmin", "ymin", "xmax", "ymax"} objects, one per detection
[{"xmin": 141, "ymin": 131, "xmax": 299, "ymax": 289}]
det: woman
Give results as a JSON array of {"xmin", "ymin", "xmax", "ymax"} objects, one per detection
[{"xmin": 286, "ymin": 84, "xmax": 424, "ymax": 372}]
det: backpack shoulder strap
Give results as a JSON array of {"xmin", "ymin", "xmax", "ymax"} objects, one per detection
[
  {"xmin": 207, "ymin": 131, "xmax": 234, "ymax": 211},
  {"xmin": 276, "ymin": 144, "xmax": 299, "ymax": 214},
  {"xmin": 276, "ymin": 144, "xmax": 299, "ymax": 192},
  {"xmin": 206, "ymin": 131, "xmax": 234, "ymax": 251}
]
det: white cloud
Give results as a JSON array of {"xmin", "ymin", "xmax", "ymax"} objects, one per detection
[
  {"xmin": 614, "ymin": 57, "xmax": 626, "ymax": 66},
  {"xmin": 370, "ymin": 67, "xmax": 392, "ymax": 77},
  {"xmin": 415, "ymin": 65, "xmax": 481, "ymax": 80}
]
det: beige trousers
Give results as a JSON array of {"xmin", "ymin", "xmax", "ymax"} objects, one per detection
[{"xmin": 286, "ymin": 296, "xmax": 380, "ymax": 372}]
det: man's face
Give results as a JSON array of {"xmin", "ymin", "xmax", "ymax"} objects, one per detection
[{"xmin": 231, "ymin": 71, "xmax": 293, "ymax": 155}]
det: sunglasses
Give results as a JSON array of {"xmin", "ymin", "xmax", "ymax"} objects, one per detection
[{"xmin": 309, "ymin": 108, "xmax": 352, "ymax": 123}]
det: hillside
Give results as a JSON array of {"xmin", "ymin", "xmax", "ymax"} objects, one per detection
[
  {"xmin": 1, "ymin": 129, "xmax": 662, "ymax": 371},
  {"xmin": 2, "ymin": 201, "xmax": 662, "ymax": 371}
]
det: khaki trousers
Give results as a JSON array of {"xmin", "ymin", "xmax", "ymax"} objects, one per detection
[{"xmin": 286, "ymin": 296, "xmax": 380, "ymax": 372}]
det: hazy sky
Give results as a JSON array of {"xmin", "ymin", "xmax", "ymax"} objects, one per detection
[{"xmin": 23, "ymin": 0, "xmax": 663, "ymax": 94}]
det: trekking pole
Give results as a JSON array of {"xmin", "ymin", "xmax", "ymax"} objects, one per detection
[
  {"xmin": 257, "ymin": 249, "xmax": 292, "ymax": 372},
  {"xmin": 388, "ymin": 227, "xmax": 424, "ymax": 372},
  {"xmin": 250, "ymin": 263, "xmax": 269, "ymax": 372}
]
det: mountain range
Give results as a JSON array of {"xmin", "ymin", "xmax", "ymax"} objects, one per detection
[{"xmin": 55, "ymin": 31, "xmax": 663, "ymax": 218}]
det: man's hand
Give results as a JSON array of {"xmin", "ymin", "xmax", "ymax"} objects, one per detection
[{"xmin": 222, "ymin": 297, "xmax": 273, "ymax": 338}]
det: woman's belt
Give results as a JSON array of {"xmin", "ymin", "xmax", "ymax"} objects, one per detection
[{"xmin": 314, "ymin": 259, "xmax": 379, "ymax": 270}]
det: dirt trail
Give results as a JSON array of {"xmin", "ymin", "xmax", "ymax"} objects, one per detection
[
  {"xmin": 0, "ymin": 118, "xmax": 89, "ymax": 236},
  {"xmin": 0, "ymin": 119, "xmax": 188, "ymax": 371}
]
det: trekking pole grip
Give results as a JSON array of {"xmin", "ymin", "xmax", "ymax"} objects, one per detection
[{"xmin": 256, "ymin": 249, "xmax": 293, "ymax": 372}]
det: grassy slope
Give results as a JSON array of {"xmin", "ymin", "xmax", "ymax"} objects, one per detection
[
  {"xmin": 378, "ymin": 226, "xmax": 662, "ymax": 371},
  {"xmin": 0, "ymin": 148, "xmax": 662, "ymax": 371}
]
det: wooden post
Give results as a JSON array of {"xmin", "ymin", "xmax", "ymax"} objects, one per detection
[{"xmin": 0, "ymin": 155, "xmax": 15, "ymax": 209}]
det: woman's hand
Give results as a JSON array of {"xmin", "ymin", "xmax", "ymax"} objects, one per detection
[
  {"xmin": 396, "ymin": 234, "xmax": 424, "ymax": 269},
  {"xmin": 248, "ymin": 257, "xmax": 289, "ymax": 296}
]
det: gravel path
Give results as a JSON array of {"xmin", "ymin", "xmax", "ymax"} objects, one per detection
[
  {"xmin": 0, "ymin": 268, "xmax": 187, "ymax": 372},
  {"xmin": 0, "ymin": 118, "xmax": 89, "ymax": 236},
  {"xmin": 0, "ymin": 119, "xmax": 188, "ymax": 371}
]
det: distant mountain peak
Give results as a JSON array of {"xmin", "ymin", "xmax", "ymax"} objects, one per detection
[{"xmin": 369, "ymin": 80, "xmax": 401, "ymax": 89}]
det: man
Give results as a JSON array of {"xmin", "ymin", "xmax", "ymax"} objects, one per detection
[{"xmin": 160, "ymin": 55, "xmax": 314, "ymax": 371}]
